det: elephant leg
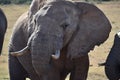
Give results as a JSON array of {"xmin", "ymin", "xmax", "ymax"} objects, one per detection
[
  {"xmin": 70, "ymin": 55, "xmax": 89, "ymax": 80},
  {"xmin": 9, "ymin": 54, "xmax": 28, "ymax": 80}
]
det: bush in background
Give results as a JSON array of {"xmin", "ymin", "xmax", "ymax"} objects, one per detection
[
  {"xmin": 0, "ymin": 0, "xmax": 32, "ymax": 4},
  {"xmin": 0, "ymin": 0, "xmax": 11, "ymax": 4},
  {"xmin": 11, "ymin": 0, "xmax": 32, "ymax": 4}
]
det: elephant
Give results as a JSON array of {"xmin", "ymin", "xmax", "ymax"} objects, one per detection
[
  {"xmin": 9, "ymin": 0, "xmax": 111, "ymax": 80},
  {"xmin": 28, "ymin": 0, "xmax": 46, "ymax": 19},
  {"xmin": 28, "ymin": 0, "xmax": 66, "ymax": 19},
  {"xmin": 8, "ymin": 12, "xmax": 40, "ymax": 80},
  {"xmin": 0, "ymin": 8, "xmax": 7, "ymax": 54},
  {"xmin": 104, "ymin": 32, "xmax": 120, "ymax": 80}
]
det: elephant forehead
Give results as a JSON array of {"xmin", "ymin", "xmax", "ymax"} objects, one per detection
[
  {"xmin": 36, "ymin": 5, "xmax": 66, "ymax": 22},
  {"xmin": 35, "ymin": 1, "xmax": 78, "ymax": 23},
  {"xmin": 32, "ymin": 31, "xmax": 63, "ymax": 52},
  {"xmin": 35, "ymin": 16, "xmax": 63, "ymax": 37}
]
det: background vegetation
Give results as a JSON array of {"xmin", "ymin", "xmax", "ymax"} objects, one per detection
[
  {"xmin": 0, "ymin": 0, "xmax": 32, "ymax": 4},
  {"xmin": 0, "ymin": 0, "xmax": 120, "ymax": 80}
]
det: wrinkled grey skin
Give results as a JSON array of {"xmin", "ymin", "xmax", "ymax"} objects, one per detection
[
  {"xmin": 28, "ymin": 0, "xmax": 46, "ymax": 18},
  {"xmin": 0, "ymin": 8, "xmax": 7, "ymax": 54},
  {"xmin": 9, "ymin": 1, "xmax": 111, "ymax": 80},
  {"xmin": 28, "ymin": 0, "xmax": 65, "ymax": 18},
  {"xmin": 105, "ymin": 32, "xmax": 120, "ymax": 80},
  {"xmin": 9, "ymin": 12, "xmax": 40, "ymax": 80}
]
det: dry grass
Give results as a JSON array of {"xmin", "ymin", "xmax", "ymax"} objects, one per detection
[
  {"xmin": 88, "ymin": 1, "xmax": 120, "ymax": 80},
  {"xmin": 0, "ymin": 1, "xmax": 120, "ymax": 80},
  {"xmin": 0, "ymin": 4, "xmax": 29, "ymax": 80}
]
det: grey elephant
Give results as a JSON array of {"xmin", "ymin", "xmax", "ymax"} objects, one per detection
[
  {"xmin": 104, "ymin": 32, "xmax": 120, "ymax": 80},
  {"xmin": 0, "ymin": 8, "xmax": 7, "ymax": 54},
  {"xmin": 9, "ymin": 1, "xmax": 111, "ymax": 80},
  {"xmin": 28, "ymin": 0, "xmax": 46, "ymax": 18}
]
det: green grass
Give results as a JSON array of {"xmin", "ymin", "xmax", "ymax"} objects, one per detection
[{"xmin": 0, "ymin": 1, "xmax": 120, "ymax": 80}]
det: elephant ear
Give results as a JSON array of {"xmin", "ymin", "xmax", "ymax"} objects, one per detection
[{"xmin": 67, "ymin": 2, "xmax": 111, "ymax": 59}]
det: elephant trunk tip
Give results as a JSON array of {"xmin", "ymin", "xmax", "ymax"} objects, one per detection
[{"xmin": 10, "ymin": 46, "xmax": 30, "ymax": 56}]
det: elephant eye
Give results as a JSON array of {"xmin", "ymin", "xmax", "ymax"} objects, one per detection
[{"xmin": 60, "ymin": 23, "xmax": 69, "ymax": 30}]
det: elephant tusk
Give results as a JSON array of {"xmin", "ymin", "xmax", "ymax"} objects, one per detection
[
  {"xmin": 52, "ymin": 50, "xmax": 60, "ymax": 59},
  {"xmin": 10, "ymin": 46, "xmax": 30, "ymax": 56}
]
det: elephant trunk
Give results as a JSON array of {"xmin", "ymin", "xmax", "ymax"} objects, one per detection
[
  {"xmin": 105, "ymin": 33, "xmax": 120, "ymax": 80},
  {"xmin": 31, "ymin": 31, "xmax": 63, "ymax": 76}
]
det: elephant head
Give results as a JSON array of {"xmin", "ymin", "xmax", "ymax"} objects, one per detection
[
  {"xmin": 10, "ymin": 0, "xmax": 111, "ymax": 77},
  {"xmin": 28, "ymin": 0, "xmax": 47, "ymax": 19},
  {"xmin": 0, "ymin": 8, "xmax": 7, "ymax": 55}
]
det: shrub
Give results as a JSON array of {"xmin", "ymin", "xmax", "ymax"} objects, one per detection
[{"xmin": 0, "ymin": 0, "xmax": 11, "ymax": 4}]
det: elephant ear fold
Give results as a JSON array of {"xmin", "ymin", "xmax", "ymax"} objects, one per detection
[{"xmin": 67, "ymin": 2, "xmax": 111, "ymax": 59}]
